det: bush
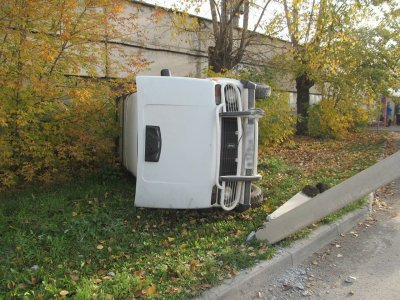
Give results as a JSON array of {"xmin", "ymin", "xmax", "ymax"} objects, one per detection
[
  {"xmin": 257, "ymin": 92, "xmax": 296, "ymax": 146},
  {"xmin": 308, "ymin": 99, "xmax": 369, "ymax": 139},
  {"xmin": 0, "ymin": 0, "xmax": 142, "ymax": 190},
  {"xmin": 0, "ymin": 80, "xmax": 124, "ymax": 190}
]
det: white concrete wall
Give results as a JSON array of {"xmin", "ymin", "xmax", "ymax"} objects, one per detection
[{"xmin": 104, "ymin": 1, "xmax": 320, "ymax": 95}]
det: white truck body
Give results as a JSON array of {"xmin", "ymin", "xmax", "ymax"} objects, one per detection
[{"xmin": 120, "ymin": 74, "xmax": 269, "ymax": 211}]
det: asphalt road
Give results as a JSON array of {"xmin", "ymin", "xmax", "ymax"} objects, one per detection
[{"xmin": 243, "ymin": 177, "xmax": 400, "ymax": 300}]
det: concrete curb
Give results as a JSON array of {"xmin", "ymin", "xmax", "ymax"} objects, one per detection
[{"xmin": 199, "ymin": 205, "xmax": 370, "ymax": 300}]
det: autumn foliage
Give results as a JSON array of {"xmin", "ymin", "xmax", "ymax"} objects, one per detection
[
  {"xmin": 308, "ymin": 100, "xmax": 369, "ymax": 139},
  {"xmin": 257, "ymin": 92, "xmax": 296, "ymax": 146},
  {"xmin": 0, "ymin": 0, "xmax": 145, "ymax": 189}
]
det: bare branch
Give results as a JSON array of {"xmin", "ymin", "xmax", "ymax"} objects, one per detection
[
  {"xmin": 252, "ymin": 0, "xmax": 272, "ymax": 34},
  {"xmin": 283, "ymin": 0, "xmax": 297, "ymax": 45},
  {"xmin": 305, "ymin": 0, "xmax": 316, "ymax": 43},
  {"xmin": 209, "ymin": 0, "xmax": 220, "ymax": 40}
]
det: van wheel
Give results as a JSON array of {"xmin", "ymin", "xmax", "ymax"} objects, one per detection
[
  {"xmin": 250, "ymin": 184, "xmax": 264, "ymax": 207},
  {"xmin": 235, "ymin": 185, "xmax": 264, "ymax": 212}
]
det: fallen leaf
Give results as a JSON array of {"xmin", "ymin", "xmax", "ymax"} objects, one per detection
[
  {"xmin": 190, "ymin": 260, "xmax": 200, "ymax": 271},
  {"xmin": 18, "ymin": 283, "xmax": 27, "ymax": 289},
  {"xmin": 70, "ymin": 274, "xmax": 80, "ymax": 281},
  {"xmin": 167, "ymin": 237, "xmax": 175, "ymax": 242},
  {"xmin": 166, "ymin": 287, "xmax": 181, "ymax": 294},
  {"xmin": 337, "ymin": 254, "xmax": 343, "ymax": 258},
  {"xmin": 133, "ymin": 270, "xmax": 144, "ymax": 277},
  {"xmin": 140, "ymin": 284, "xmax": 156, "ymax": 296},
  {"xmin": 96, "ymin": 244, "xmax": 104, "ymax": 250},
  {"xmin": 59, "ymin": 290, "xmax": 69, "ymax": 297},
  {"xmin": 71, "ymin": 212, "xmax": 78, "ymax": 217},
  {"xmin": 6, "ymin": 281, "xmax": 15, "ymax": 289},
  {"xmin": 147, "ymin": 284, "xmax": 157, "ymax": 295}
]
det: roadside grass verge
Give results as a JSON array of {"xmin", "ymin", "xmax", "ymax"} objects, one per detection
[{"xmin": 0, "ymin": 132, "xmax": 386, "ymax": 299}]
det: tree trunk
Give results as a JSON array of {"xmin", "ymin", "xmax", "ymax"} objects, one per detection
[
  {"xmin": 295, "ymin": 72, "xmax": 314, "ymax": 135},
  {"xmin": 208, "ymin": 46, "xmax": 232, "ymax": 73}
]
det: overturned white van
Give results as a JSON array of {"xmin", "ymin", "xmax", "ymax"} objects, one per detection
[{"xmin": 119, "ymin": 70, "xmax": 270, "ymax": 211}]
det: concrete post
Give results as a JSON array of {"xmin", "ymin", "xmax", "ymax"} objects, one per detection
[{"xmin": 256, "ymin": 151, "xmax": 400, "ymax": 244}]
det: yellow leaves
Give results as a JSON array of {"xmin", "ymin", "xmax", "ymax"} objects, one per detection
[
  {"xmin": 96, "ymin": 244, "xmax": 104, "ymax": 250},
  {"xmin": 71, "ymin": 211, "xmax": 78, "ymax": 217},
  {"xmin": 308, "ymin": 99, "xmax": 369, "ymax": 139},
  {"xmin": 142, "ymin": 284, "xmax": 157, "ymax": 296},
  {"xmin": 70, "ymin": 89, "xmax": 93, "ymax": 104},
  {"xmin": 0, "ymin": 0, "xmax": 147, "ymax": 191},
  {"xmin": 150, "ymin": 7, "xmax": 165, "ymax": 23},
  {"xmin": 181, "ymin": 228, "xmax": 188, "ymax": 236},
  {"xmin": 39, "ymin": 45, "xmax": 56, "ymax": 62},
  {"xmin": 162, "ymin": 236, "xmax": 176, "ymax": 247},
  {"xmin": 257, "ymin": 92, "xmax": 295, "ymax": 146},
  {"xmin": 0, "ymin": 108, "xmax": 7, "ymax": 127},
  {"xmin": 165, "ymin": 287, "xmax": 182, "ymax": 295},
  {"xmin": 172, "ymin": 10, "xmax": 200, "ymax": 33},
  {"xmin": 189, "ymin": 259, "xmax": 201, "ymax": 271},
  {"xmin": 263, "ymin": 204, "xmax": 274, "ymax": 214},
  {"xmin": 0, "ymin": 171, "xmax": 16, "ymax": 188}
]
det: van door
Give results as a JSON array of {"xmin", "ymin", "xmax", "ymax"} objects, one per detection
[{"xmin": 135, "ymin": 76, "xmax": 218, "ymax": 209}]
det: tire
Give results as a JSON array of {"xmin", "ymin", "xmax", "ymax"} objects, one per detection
[
  {"xmin": 255, "ymin": 85, "xmax": 271, "ymax": 99},
  {"xmin": 234, "ymin": 184, "xmax": 264, "ymax": 212},
  {"xmin": 250, "ymin": 184, "xmax": 264, "ymax": 207}
]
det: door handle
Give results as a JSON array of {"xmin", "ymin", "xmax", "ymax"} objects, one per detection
[{"xmin": 145, "ymin": 126, "xmax": 162, "ymax": 162}]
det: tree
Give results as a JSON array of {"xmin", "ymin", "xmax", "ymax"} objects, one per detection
[
  {"xmin": 208, "ymin": 0, "xmax": 274, "ymax": 72},
  {"xmin": 278, "ymin": 0, "xmax": 354, "ymax": 133},
  {"xmin": 276, "ymin": 0, "xmax": 400, "ymax": 134},
  {"xmin": 173, "ymin": 0, "xmax": 276, "ymax": 73},
  {"xmin": 0, "ymin": 0, "xmax": 146, "ymax": 188}
]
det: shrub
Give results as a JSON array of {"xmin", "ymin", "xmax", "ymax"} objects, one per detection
[
  {"xmin": 0, "ymin": 80, "xmax": 125, "ymax": 189},
  {"xmin": 257, "ymin": 92, "xmax": 296, "ymax": 146},
  {"xmin": 0, "ymin": 0, "xmax": 143, "ymax": 190},
  {"xmin": 308, "ymin": 99, "xmax": 369, "ymax": 139}
]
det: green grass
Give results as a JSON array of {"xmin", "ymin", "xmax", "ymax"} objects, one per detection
[
  {"xmin": 0, "ymin": 176, "xmax": 274, "ymax": 299},
  {"xmin": 0, "ymin": 132, "xmax": 386, "ymax": 299}
]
